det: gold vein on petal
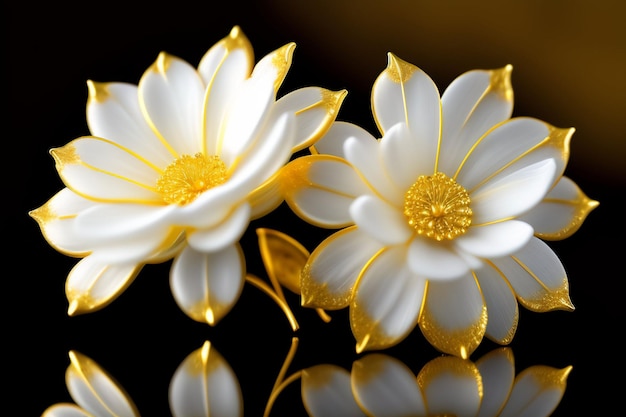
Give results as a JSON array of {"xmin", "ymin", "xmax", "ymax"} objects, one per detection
[
  {"xmin": 183, "ymin": 341, "xmax": 221, "ymax": 376},
  {"xmin": 418, "ymin": 302, "xmax": 487, "ymax": 359},
  {"xmin": 385, "ymin": 53, "xmax": 417, "ymax": 83},
  {"xmin": 295, "ymin": 89, "xmax": 348, "ymax": 151},
  {"xmin": 488, "ymin": 65, "xmax": 513, "ymax": 101},
  {"xmin": 151, "ymin": 52, "xmax": 173, "ymax": 75},
  {"xmin": 87, "ymin": 80, "xmax": 111, "ymax": 104},
  {"xmin": 223, "ymin": 26, "xmax": 253, "ymax": 57}
]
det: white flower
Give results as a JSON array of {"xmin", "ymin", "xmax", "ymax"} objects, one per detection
[
  {"xmin": 42, "ymin": 342, "xmax": 242, "ymax": 417},
  {"xmin": 281, "ymin": 54, "xmax": 598, "ymax": 357},
  {"xmin": 300, "ymin": 348, "xmax": 572, "ymax": 417},
  {"xmin": 29, "ymin": 26, "xmax": 346, "ymax": 324}
]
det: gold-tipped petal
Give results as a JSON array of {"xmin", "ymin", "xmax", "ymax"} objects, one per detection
[
  {"xmin": 385, "ymin": 53, "xmax": 418, "ymax": 83},
  {"xmin": 257, "ymin": 228, "xmax": 310, "ymax": 295},
  {"xmin": 350, "ymin": 304, "xmax": 401, "ymax": 353},
  {"xmin": 87, "ymin": 80, "xmax": 111, "ymax": 104},
  {"xmin": 488, "ymin": 64, "xmax": 513, "ymax": 102},
  {"xmin": 416, "ymin": 355, "xmax": 482, "ymax": 397},
  {"xmin": 517, "ymin": 276, "xmax": 575, "ymax": 312},
  {"xmin": 291, "ymin": 88, "xmax": 348, "ymax": 151}
]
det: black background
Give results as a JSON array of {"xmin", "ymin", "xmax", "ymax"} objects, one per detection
[{"xmin": 10, "ymin": 1, "xmax": 624, "ymax": 415}]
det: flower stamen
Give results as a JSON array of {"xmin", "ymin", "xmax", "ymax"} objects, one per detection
[
  {"xmin": 157, "ymin": 153, "xmax": 228, "ymax": 205},
  {"xmin": 403, "ymin": 172, "xmax": 472, "ymax": 241}
]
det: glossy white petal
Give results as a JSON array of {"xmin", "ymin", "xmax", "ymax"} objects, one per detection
[
  {"xmin": 417, "ymin": 356, "xmax": 482, "ymax": 417},
  {"xmin": 226, "ymin": 112, "xmax": 295, "ymax": 195},
  {"xmin": 281, "ymin": 156, "xmax": 369, "ymax": 227},
  {"xmin": 66, "ymin": 351, "xmax": 139, "ymax": 417},
  {"xmin": 455, "ymin": 118, "xmax": 559, "ymax": 189},
  {"xmin": 470, "ymin": 159, "xmax": 557, "ymax": 225},
  {"xmin": 476, "ymin": 348, "xmax": 515, "ymax": 417},
  {"xmin": 351, "ymin": 246, "xmax": 426, "ymax": 352},
  {"xmin": 352, "ymin": 354, "xmax": 426, "ymax": 416},
  {"xmin": 66, "ymin": 256, "xmax": 141, "ymax": 316},
  {"xmin": 344, "ymin": 134, "xmax": 403, "ymax": 205},
  {"xmin": 419, "ymin": 274, "xmax": 486, "ymax": 358},
  {"xmin": 407, "ymin": 237, "xmax": 469, "ymax": 280},
  {"xmin": 86, "ymin": 81, "xmax": 173, "ymax": 167},
  {"xmin": 42, "ymin": 404, "xmax": 93, "ymax": 417},
  {"xmin": 301, "ymin": 365, "xmax": 366, "ymax": 417},
  {"xmin": 187, "ymin": 202, "xmax": 250, "ymax": 253},
  {"xmin": 380, "ymin": 121, "xmax": 427, "ymax": 191},
  {"xmin": 313, "ymin": 121, "xmax": 376, "ymax": 158},
  {"xmin": 454, "ymin": 221, "xmax": 534, "ymax": 259},
  {"xmin": 520, "ymin": 176, "xmax": 599, "ymax": 240},
  {"xmin": 138, "ymin": 53, "xmax": 205, "ymax": 156},
  {"xmin": 474, "ymin": 264, "xmax": 519, "ymax": 344},
  {"xmin": 219, "ymin": 72, "xmax": 275, "ymax": 167},
  {"xmin": 439, "ymin": 67, "xmax": 513, "ymax": 175},
  {"xmin": 499, "ymin": 366, "xmax": 571, "ymax": 417},
  {"xmin": 198, "ymin": 26, "xmax": 253, "ymax": 156},
  {"xmin": 169, "ymin": 341, "xmax": 243, "ymax": 417},
  {"xmin": 350, "ymin": 195, "xmax": 412, "ymax": 246},
  {"xmin": 302, "ymin": 227, "xmax": 384, "ymax": 310},
  {"xmin": 52, "ymin": 138, "xmax": 162, "ymax": 202},
  {"xmin": 247, "ymin": 175, "xmax": 284, "ymax": 220},
  {"xmin": 170, "ymin": 243, "xmax": 245, "ymax": 325},
  {"xmin": 372, "ymin": 55, "xmax": 441, "ymax": 176},
  {"xmin": 490, "ymin": 238, "xmax": 573, "ymax": 312},
  {"xmin": 274, "ymin": 87, "xmax": 347, "ymax": 150},
  {"xmin": 29, "ymin": 188, "xmax": 97, "ymax": 256}
]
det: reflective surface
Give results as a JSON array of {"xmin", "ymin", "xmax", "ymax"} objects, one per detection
[{"xmin": 13, "ymin": 1, "xmax": 623, "ymax": 415}]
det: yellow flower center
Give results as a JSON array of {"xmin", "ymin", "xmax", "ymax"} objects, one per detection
[
  {"xmin": 403, "ymin": 172, "xmax": 472, "ymax": 241},
  {"xmin": 157, "ymin": 153, "xmax": 228, "ymax": 205}
]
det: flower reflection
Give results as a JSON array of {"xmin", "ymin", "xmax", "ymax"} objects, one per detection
[
  {"xmin": 42, "ymin": 341, "xmax": 242, "ymax": 417},
  {"xmin": 270, "ymin": 339, "xmax": 571, "ymax": 417}
]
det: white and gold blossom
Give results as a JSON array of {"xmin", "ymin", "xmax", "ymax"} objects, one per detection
[
  {"xmin": 42, "ymin": 342, "xmax": 243, "ymax": 417},
  {"xmin": 29, "ymin": 26, "xmax": 346, "ymax": 324},
  {"xmin": 281, "ymin": 54, "xmax": 598, "ymax": 357}
]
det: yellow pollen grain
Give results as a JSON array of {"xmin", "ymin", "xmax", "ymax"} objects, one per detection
[
  {"xmin": 157, "ymin": 153, "xmax": 228, "ymax": 205},
  {"xmin": 404, "ymin": 172, "xmax": 472, "ymax": 241}
]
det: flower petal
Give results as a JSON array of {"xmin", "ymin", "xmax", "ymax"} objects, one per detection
[
  {"xmin": 351, "ymin": 246, "xmax": 426, "ymax": 352},
  {"xmin": 419, "ymin": 274, "xmax": 487, "ymax": 358},
  {"xmin": 187, "ymin": 202, "xmax": 251, "ymax": 253},
  {"xmin": 301, "ymin": 226, "xmax": 383, "ymax": 310},
  {"xmin": 499, "ymin": 365, "xmax": 572, "ymax": 417},
  {"xmin": 407, "ymin": 237, "xmax": 469, "ymax": 280},
  {"xmin": 470, "ymin": 159, "xmax": 557, "ymax": 225},
  {"xmin": 138, "ymin": 52, "xmax": 205, "ymax": 156},
  {"xmin": 248, "ymin": 174, "xmax": 284, "ymax": 220},
  {"xmin": 274, "ymin": 87, "xmax": 347, "ymax": 151},
  {"xmin": 351, "ymin": 354, "xmax": 426, "ymax": 416},
  {"xmin": 312, "ymin": 121, "xmax": 376, "ymax": 159},
  {"xmin": 198, "ymin": 26, "xmax": 254, "ymax": 156},
  {"xmin": 86, "ymin": 81, "xmax": 173, "ymax": 167},
  {"xmin": 218, "ymin": 68, "xmax": 275, "ymax": 167},
  {"xmin": 417, "ymin": 355, "xmax": 482, "ymax": 417},
  {"xmin": 380, "ymin": 121, "xmax": 427, "ymax": 191},
  {"xmin": 344, "ymin": 132, "xmax": 403, "ymax": 205},
  {"xmin": 474, "ymin": 264, "xmax": 519, "ymax": 344},
  {"xmin": 301, "ymin": 365, "xmax": 366, "ymax": 417},
  {"xmin": 281, "ymin": 155, "xmax": 368, "ymax": 227},
  {"xmin": 439, "ymin": 66, "xmax": 514, "ymax": 175},
  {"xmin": 372, "ymin": 54, "xmax": 441, "ymax": 177},
  {"xmin": 454, "ymin": 220, "xmax": 534, "ymax": 259},
  {"xmin": 520, "ymin": 176, "xmax": 599, "ymax": 240},
  {"xmin": 456, "ymin": 118, "xmax": 570, "ymax": 192},
  {"xmin": 350, "ymin": 195, "xmax": 413, "ymax": 246},
  {"xmin": 490, "ymin": 237, "xmax": 574, "ymax": 312},
  {"xmin": 169, "ymin": 341, "xmax": 243, "ymax": 417},
  {"xmin": 42, "ymin": 404, "xmax": 93, "ymax": 417},
  {"xmin": 475, "ymin": 348, "xmax": 515, "ymax": 417},
  {"xmin": 51, "ymin": 137, "xmax": 162, "ymax": 203},
  {"xmin": 66, "ymin": 256, "xmax": 141, "ymax": 316},
  {"xmin": 29, "ymin": 188, "xmax": 97, "ymax": 256},
  {"xmin": 65, "ymin": 351, "xmax": 140, "ymax": 417},
  {"xmin": 170, "ymin": 243, "xmax": 245, "ymax": 325}
]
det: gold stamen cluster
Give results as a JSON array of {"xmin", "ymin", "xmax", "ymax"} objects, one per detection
[
  {"xmin": 157, "ymin": 153, "xmax": 228, "ymax": 205},
  {"xmin": 403, "ymin": 172, "xmax": 472, "ymax": 241}
]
